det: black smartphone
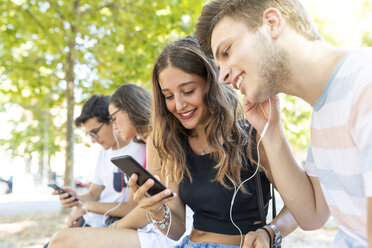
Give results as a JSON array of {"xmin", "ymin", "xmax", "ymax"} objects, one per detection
[
  {"xmin": 111, "ymin": 155, "xmax": 174, "ymax": 197},
  {"xmin": 48, "ymin": 183, "xmax": 78, "ymax": 201}
]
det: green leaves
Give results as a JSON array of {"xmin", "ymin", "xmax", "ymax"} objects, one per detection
[
  {"xmin": 280, "ymin": 94, "xmax": 312, "ymax": 160},
  {"xmin": 0, "ymin": 0, "xmax": 204, "ymax": 182},
  {"xmin": 5, "ymin": 0, "xmax": 370, "ymax": 178}
]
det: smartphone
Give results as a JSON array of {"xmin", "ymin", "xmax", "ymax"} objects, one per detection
[
  {"xmin": 111, "ymin": 155, "xmax": 174, "ymax": 197},
  {"xmin": 48, "ymin": 183, "xmax": 78, "ymax": 201}
]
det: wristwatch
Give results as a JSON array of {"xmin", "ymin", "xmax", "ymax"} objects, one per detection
[{"xmin": 268, "ymin": 223, "xmax": 282, "ymax": 248}]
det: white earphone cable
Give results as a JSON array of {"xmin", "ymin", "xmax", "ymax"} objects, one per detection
[
  {"xmin": 101, "ymin": 129, "xmax": 131, "ymax": 226},
  {"xmin": 78, "ymin": 127, "xmax": 125, "ymax": 227},
  {"xmin": 229, "ymin": 98, "xmax": 272, "ymax": 248},
  {"xmin": 102, "ymin": 180, "xmax": 130, "ymax": 226}
]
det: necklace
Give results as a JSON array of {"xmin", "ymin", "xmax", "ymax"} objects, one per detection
[{"xmin": 197, "ymin": 140, "xmax": 209, "ymax": 155}]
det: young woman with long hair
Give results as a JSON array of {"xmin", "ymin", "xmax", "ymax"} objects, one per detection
[{"xmin": 129, "ymin": 36, "xmax": 297, "ymax": 248}]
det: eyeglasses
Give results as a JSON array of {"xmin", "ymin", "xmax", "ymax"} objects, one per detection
[
  {"xmin": 109, "ymin": 108, "xmax": 121, "ymax": 124},
  {"xmin": 87, "ymin": 122, "xmax": 106, "ymax": 139}
]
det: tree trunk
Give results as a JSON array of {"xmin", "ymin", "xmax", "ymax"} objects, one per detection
[
  {"xmin": 64, "ymin": 1, "xmax": 79, "ymax": 186},
  {"xmin": 37, "ymin": 109, "xmax": 49, "ymax": 185},
  {"xmin": 64, "ymin": 44, "xmax": 76, "ymax": 186},
  {"xmin": 43, "ymin": 109, "xmax": 49, "ymax": 184}
]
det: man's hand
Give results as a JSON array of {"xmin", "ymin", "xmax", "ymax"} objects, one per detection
[
  {"xmin": 53, "ymin": 186, "xmax": 79, "ymax": 208},
  {"xmin": 67, "ymin": 206, "xmax": 86, "ymax": 227},
  {"xmin": 243, "ymin": 95, "xmax": 281, "ymax": 135},
  {"xmin": 243, "ymin": 228, "xmax": 271, "ymax": 248}
]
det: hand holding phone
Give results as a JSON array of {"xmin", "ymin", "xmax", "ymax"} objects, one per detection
[
  {"xmin": 48, "ymin": 183, "xmax": 78, "ymax": 201},
  {"xmin": 111, "ymin": 155, "xmax": 174, "ymax": 197}
]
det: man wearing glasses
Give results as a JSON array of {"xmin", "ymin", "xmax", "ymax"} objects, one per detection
[{"xmin": 55, "ymin": 94, "xmax": 146, "ymax": 228}]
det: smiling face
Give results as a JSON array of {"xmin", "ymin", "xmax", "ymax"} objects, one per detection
[
  {"xmin": 158, "ymin": 66, "xmax": 207, "ymax": 131},
  {"xmin": 108, "ymin": 104, "xmax": 137, "ymax": 142},
  {"xmin": 211, "ymin": 16, "xmax": 289, "ymax": 104},
  {"xmin": 82, "ymin": 117, "xmax": 115, "ymax": 150}
]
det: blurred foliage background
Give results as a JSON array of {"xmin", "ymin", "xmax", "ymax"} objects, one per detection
[{"xmin": 0, "ymin": 0, "xmax": 372, "ymax": 186}]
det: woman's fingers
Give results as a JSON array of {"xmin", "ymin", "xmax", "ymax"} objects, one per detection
[
  {"xmin": 128, "ymin": 174, "xmax": 176, "ymax": 214},
  {"xmin": 128, "ymin": 174, "xmax": 141, "ymax": 193},
  {"xmin": 134, "ymin": 178, "xmax": 155, "ymax": 199},
  {"xmin": 145, "ymin": 193, "xmax": 176, "ymax": 211},
  {"xmin": 153, "ymin": 175, "xmax": 160, "ymax": 180},
  {"xmin": 133, "ymin": 179, "xmax": 174, "ymax": 202}
]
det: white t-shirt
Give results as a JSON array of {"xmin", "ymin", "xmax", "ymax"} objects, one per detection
[
  {"xmin": 305, "ymin": 48, "xmax": 372, "ymax": 247},
  {"xmin": 85, "ymin": 140, "xmax": 146, "ymax": 227}
]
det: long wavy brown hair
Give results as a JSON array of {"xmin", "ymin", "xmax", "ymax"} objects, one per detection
[{"xmin": 151, "ymin": 36, "xmax": 255, "ymax": 189}]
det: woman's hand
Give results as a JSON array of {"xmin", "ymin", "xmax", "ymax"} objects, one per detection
[
  {"xmin": 243, "ymin": 228, "xmax": 271, "ymax": 248},
  {"xmin": 128, "ymin": 174, "xmax": 176, "ymax": 218},
  {"xmin": 243, "ymin": 95, "xmax": 281, "ymax": 135}
]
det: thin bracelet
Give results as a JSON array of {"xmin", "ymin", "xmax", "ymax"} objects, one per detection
[
  {"xmin": 146, "ymin": 204, "xmax": 171, "ymax": 229},
  {"xmin": 258, "ymin": 226, "xmax": 272, "ymax": 247}
]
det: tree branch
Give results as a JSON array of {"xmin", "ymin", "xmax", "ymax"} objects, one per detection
[
  {"xmin": 21, "ymin": 7, "xmax": 62, "ymax": 53},
  {"xmin": 9, "ymin": 65, "xmax": 61, "ymax": 81},
  {"xmin": 12, "ymin": 65, "xmax": 40, "ymax": 74},
  {"xmin": 47, "ymin": 0, "xmax": 67, "ymax": 36}
]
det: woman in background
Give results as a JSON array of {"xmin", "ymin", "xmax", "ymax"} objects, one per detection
[{"xmin": 47, "ymin": 84, "xmax": 189, "ymax": 248}]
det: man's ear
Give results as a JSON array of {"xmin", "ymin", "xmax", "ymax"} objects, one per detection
[{"xmin": 262, "ymin": 8, "xmax": 284, "ymax": 40}]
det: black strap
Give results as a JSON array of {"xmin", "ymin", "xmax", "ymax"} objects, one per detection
[
  {"xmin": 255, "ymin": 171, "xmax": 278, "ymax": 225},
  {"xmin": 271, "ymin": 184, "xmax": 277, "ymax": 219},
  {"xmin": 250, "ymin": 124, "xmax": 267, "ymax": 225},
  {"xmin": 247, "ymin": 122, "xmax": 277, "ymax": 224},
  {"xmin": 255, "ymin": 171, "xmax": 266, "ymax": 225}
]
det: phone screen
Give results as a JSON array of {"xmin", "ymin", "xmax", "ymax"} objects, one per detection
[{"xmin": 111, "ymin": 155, "xmax": 173, "ymax": 197}]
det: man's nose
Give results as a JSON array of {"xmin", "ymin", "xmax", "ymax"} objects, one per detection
[{"xmin": 218, "ymin": 66, "xmax": 231, "ymax": 84}]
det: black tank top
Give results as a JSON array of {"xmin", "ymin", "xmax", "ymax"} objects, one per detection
[{"xmin": 179, "ymin": 129, "xmax": 271, "ymax": 235}]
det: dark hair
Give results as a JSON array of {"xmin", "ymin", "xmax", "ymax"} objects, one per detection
[
  {"xmin": 109, "ymin": 84, "xmax": 152, "ymax": 141},
  {"xmin": 195, "ymin": 0, "xmax": 321, "ymax": 56},
  {"xmin": 74, "ymin": 95, "xmax": 110, "ymax": 127},
  {"xmin": 152, "ymin": 36, "xmax": 254, "ymax": 188}
]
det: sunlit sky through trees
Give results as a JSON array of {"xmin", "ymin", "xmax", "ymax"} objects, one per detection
[
  {"xmin": 1, "ymin": 0, "xmax": 371, "ymax": 140},
  {"xmin": 305, "ymin": 0, "xmax": 372, "ymax": 47},
  {"xmin": 1, "ymin": 0, "xmax": 372, "ymax": 177}
]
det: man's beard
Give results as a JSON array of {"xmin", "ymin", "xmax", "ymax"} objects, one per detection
[{"xmin": 257, "ymin": 33, "xmax": 289, "ymax": 100}]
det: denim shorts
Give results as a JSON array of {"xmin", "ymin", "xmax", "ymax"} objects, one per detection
[{"xmin": 174, "ymin": 236, "xmax": 240, "ymax": 248}]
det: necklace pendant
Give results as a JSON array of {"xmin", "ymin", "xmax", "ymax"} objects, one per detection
[{"xmin": 201, "ymin": 151, "xmax": 205, "ymax": 156}]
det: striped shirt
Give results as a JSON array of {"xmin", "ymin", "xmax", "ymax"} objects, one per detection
[{"xmin": 305, "ymin": 47, "xmax": 372, "ymax": 248}]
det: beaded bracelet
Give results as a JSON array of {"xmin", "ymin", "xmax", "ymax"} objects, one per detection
[
  {"xmin": 146, "ymin": 204, "xmax": 171, "ymax": 229},
  {"xmin": 258, "ymin": 226, "xmax": 272, "ymax": 247}
]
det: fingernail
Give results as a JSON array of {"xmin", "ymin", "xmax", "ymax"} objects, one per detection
[
  {"xmin": 148, "ymin": 180, "xmax": 153, "ymax": 185},
  {"xmin": 164, "ymin": 189, "xmax": 171, "ymax": 195}
]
